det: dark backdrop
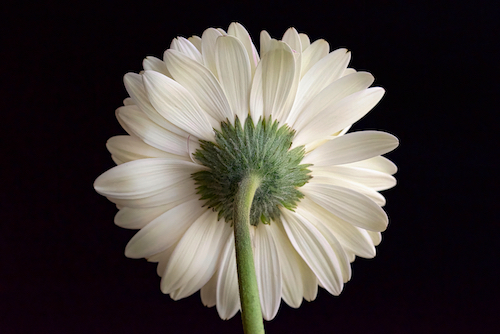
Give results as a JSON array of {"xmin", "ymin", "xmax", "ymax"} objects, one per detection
[{"xmin": 2, "ymin": 0, "xmax": 499, "ymax": 333}]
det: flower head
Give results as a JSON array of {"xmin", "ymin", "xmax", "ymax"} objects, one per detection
[{"xmin": 94, "ymin": 22, "xmax": 398, "ymax": 321}]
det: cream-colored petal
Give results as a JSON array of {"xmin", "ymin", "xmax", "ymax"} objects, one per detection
[
  {"xmin": 228, "ymin": 22, "xmax": 259, "ymax": 74},
  {"xmin": 282, "ymin": 27, "xmax": 302, "ymax": 55},
  {"xmin": 201, "ymin": 28, "xmax": 223, "ymax": 77},
  {"xmin": 123, "ymin": 73, "xmax": 189, "ymax": 137},
  {"xmin": 143, "ymin": 56, "xmax": 171, "ymax": 78},
  {"xmin": 188, "ymin": 35, "xmax": 202, "ymax": 52},
  {"xmin": 281, "ymin": 210, "xmax": 343, "ymax": 295},
  {"xmin": 106, "ymin": 135, "xmax": 189, "ymax": 164},
  {"xmin": 302, "ymin": 183, "xmax": 388, "ymax": 232},
  {"xmin": 169, "ymin": 37, "xmax": 203, "ymax": 63},
  {"xmin": 299, "ymin": 39, "xmax": 330, "ymax": 78},
  {"xmin": 116, "ymin": 105, "xmax": 196, "ymax": 157},
  {"xmin": 254, "ymin": 224, "xmax": 281, "ymax": 321},
  {"xmin": 94, "ymin": 158, "xmax": 201, "ymax": 199},
  {"xmin": 292, "ymin": 72, "xmax": 375, "ymax": 132},
  {"xmin": 200, "ymin": 271, "xmax": 218, "ymax": 308},
  {"xmin": 216, "ymin": 234, "xmax": 241, "ymax": 320},
  {"xmin": 259, "ymin": 30, "xmax": 272, "ymax": 57},
  {"xmin": 312, "ymin": 165, "xmax": 397, "ymax": 191},
  {"xmin": 287, "ymin": 48, "xmax": 350, "ymax": 127},
  {"xmin": 124, "ymin": 198, "xmax": 207, "ymax": 259},
  {"xmin": 293, "ymin": 88, "xmax": 386, "ymax": 149},
  {"xmin": 161, "ymin": 210, "xmax": 232, "ymax": 294},
  {"xmin": 302, "ymin": 130, "xmax": 399, "ymax": 166},
  {"xmin": 341, "ymin": 156, "xmax": 398, "ymax": 175},
  {"xmin": 143, "ymin": 70, "xmax": 216, "ymax": 141},
  {"xmin": 164, "ymin": 50, "xmax": 232, "ymax": 123},
  {"xmin": 299, "ymin": 197, "xmax": 376, "ymax": 258},
  {"xmin": 298, "ymin": 33, "xmax": 310, "ymax": 51},
  {"xmin": 114, "ymin": 201, "xmax": 189, "ymax": 230},
  {"xmin": 215, "ymin": 36, "xmax": 251, "ymax": 122}
]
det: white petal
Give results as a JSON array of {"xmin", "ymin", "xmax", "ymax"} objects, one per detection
[
  {"xmin": 124, "ymin": 198, "xmax": 207, "ymax": 258},
  {"xmin": 123, "ymin": 97, "xmax": 134, "ymax": 106},
  {"xmin": 312, "ymin": 165, "xmax": 397, "ymax": 191},
  {"xmin": 257, "ymin": 42, "xmax": 296, "ymax": 120},
  {"xmin": 302, "ymin": 183, "xmax": 388, "ymax": 232},
  {"xmin": 188, "ymin": 36, "xmax": 202, "ymax": 52},
  {"xmin": 106, "ymin": 135, "xmax": 189, "ymax": 164},
  {"xmin": 161, "ymin": 211, "xmax": 232, "ymax": 294},
  {"xmin": 302, "ymin": 130, "xmax": 399, "ymax": 166},
  {"xmin": 123, "ymin": 73, "xmax": 189, "ymax": 137},
  {"xmin": 259, "ymin": 30, "xmax": 272, "ymax": 57},
  {"xmin": 341, "ymin": 156, "xmax": 398, "ymax": 175},
  {"xmin": 254, "ymin": 224, "xmax": 281, "ymax": 320},
  {"xmin": 216, "ymin": 234, "xmax": 241, "ymax": 320},
  {"xmin": 293, "ymin": 88, "xmax": 386, "ymax": 149},
  {"xmin": 281, "ymin": 210, "xmax": 343, "ymax": 295},
  {"xmin": 296, "ymin": 206, "xmax": 351, "ymax": 282},
  {"xmin": 116, "ymin": 106, "xmax": 196, "ymax": 157},
  {"xmin": 367, "ymin": 230, "xmax": 382, "ymax": 246},
  {"xmin": 106, "ymin": 184, "xmax": 198, "ymax": 209},
  {"xmin": 94, "ymin": 158, "xmax": 201, "ymax": 199},
  {"xmin": 201, "ymin": 28, "xmax": 223, "ymax": 77},
  {"xmin": 292, "ymin": 72, "xmax": 375, "ymax": 133},
  {"xmin": 143, "ymin": 70, "xmax": 216, "ymax": 141},
  {"xmin": 300, "ymin": 39, "xmax": 329, "ymax": 78},
  {"xmin": 150, "ymin": 245, "xmax": 177, "ymax": 276},
  {"xmin": 115, "ymin": 202, "xmax": 188, "ymax": 229},
  {"xmin": 170, "ymin": 37, "xmax": 203, "ymax": 63},
  {"xmin": 298, "ymin": 33, "xmax": 310, "ymax": 51},
  {"xmin": 143, "ymin": 56, "xmax": 171, "ymax": 77},
  {"xmin": 309, "ymin": 173, "xmax": 386, "ymax": 206},
  {"xmin": 249, "ymin": 59, "xmax": 264, "ymax": 122},
  {"xmin": 282, "ymin": 27, "xmax": 302, "ymax": 55},
  {"xmin": 164, "ymin": 50, "xmax": 232, "ymax": 123},
  {"xmin": 200, "ymin": 271, "xmax": 218, "ymax": 307},
  {"xmin": 298, "ymin": 197, "xmax": 376, "ymax": 258},
  {"xmin": 301, "ymin": 259, "xmax": 318, "ymax": 301},
  {"xmin": 228, "ymin": 22, "xmax": 259, "ymax": 74},
  {"xmin": 287, "ymin": 48, "xmax": 350, "ymax": 126},
  {"xmin": 215, "ymin": 36, "xmax": 251, "ymax": 122},
  {"xmin": 268, "ymin": 221, "xmax": 304, "ymax": 308}
]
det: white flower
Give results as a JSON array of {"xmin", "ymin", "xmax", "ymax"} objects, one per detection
[{"xmin": 94, "ymin": 22, "xmax": 398, "ymax": 321}]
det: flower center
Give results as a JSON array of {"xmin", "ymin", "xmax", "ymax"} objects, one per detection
[{"xmin": 192, "ymin": 116, "xmax": 312, "ymax": 226}]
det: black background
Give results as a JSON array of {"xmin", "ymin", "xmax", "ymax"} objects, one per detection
[{"xmin": 2, "ymin": 0, "xmax": 499, "ymax": 333}]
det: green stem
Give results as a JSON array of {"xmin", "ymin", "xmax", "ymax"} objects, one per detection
[{"xmin": 233, "ymin": 172, "xmax": 265, "ymax": 334}]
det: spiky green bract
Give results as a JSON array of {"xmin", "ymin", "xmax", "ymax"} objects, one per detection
[{"xmin": 192, "ymin": 116, "xmax": 312, "ymax": 226}]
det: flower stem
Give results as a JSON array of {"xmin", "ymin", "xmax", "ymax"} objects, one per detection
[{"xmin": 233, "ymin": 172, "xmax": 265, "ymax": 334}]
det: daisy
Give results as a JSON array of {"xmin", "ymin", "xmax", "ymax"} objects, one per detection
[{"xmin": 94, "ymin": 22, "xmax": 398, "ymax": 328}]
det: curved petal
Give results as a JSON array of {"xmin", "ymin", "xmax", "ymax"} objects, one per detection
[
  {"xmin": 292, "ymin": 72, "xmax": 375, "ymax": 132},
  {"xmin": 312, "ymin": 165, "xmax": 397, "ymax": 191},
  {"xmin": 161, "ymin": 210, "xmax": 232, "ymax": 294},
  {"xmin": 123, "ymin": 73, "xmax": 189, "ymax": 137},
  {"xmin": 293, "ymin": 88, "xmax": 386, "ymax": 149},
  {"xmin": 200, "ymin": 271, "xmax": 218, "ymax": 307},
  {"xmin": 287, "ymin": 48, "xmax": 350, "ymax": 126},
  {"xmin": 227, "ymin": 22, "xmax": 259, "ymax": 74},
  {"xmin": 281, "ymin": 210, "xmax": 343, "ymax": 295},
  {"xmin": 201, "ymin": 28, "xmax": 223, "ymax": 77},
  {"xmin": 143, "ymin": 70, "xmax": 216, "ymax": 141},
  {"xmin": 106, "ymin": 135, "xmax": 189, "ymax": 164},
  {"xmin": 302, "ymin": 130, "xmax": 399, "ymax": 166},
  {"xmin": 298, "ymin": 33, "xmax": 310, "ymax": 51},
  {"xmin": 143, "ymin": 56, "xmax": 171, "ymax": 78},
  {"xmin": 282, "ymin": 27, "xmax": 302, "ymax": 55},
  {"xmin": 298, "ymin": 197, "xmax": 376, "ymax": 258},
  {"xmin": 116, "ymin": 105, "xmax": 197, "ymax": 157},
  {"xmin": 254, "ymin": 224, "xmax": 281, "ymax": 320},
  {"xmin": 107, "ymin": 184, "xmax": 198, "ymax": 209},
  {"xmin": 268, "ymin": 221, "xmax": 304, "ymax": 308},
  {"xmin": 115, "ymin": 202, "xmax": 185, "ymax": 229},
  {"xmin": 300, "ymin": 39, "xmax": 329, "ymax": 78},
  {"xmin": 124, "ymin": 198, "xmax": 207, "ymax": 258},
  {"xmin": 94, "ymin": 158, "xmax": 201, "ymax": 199},
  {"xmin": 341, "ymin": 156, "xmax": 398, "ymax": 175},
  {"xmin": 165, "ymin": 49, "xmax": 232, "ymax": 123},
  {"xmin": 170, "ymin": 37, "xmax": 203, "ymax": 63},
  {"xmin": 296, "ymin": 206, "xmax": 351, "ymax": 282},
  {"xmin": 188, "ymin": 35, "xmax": 202, "ymax": 52},
  {"xmin": 215, "ymin": 36, "xmax": 251, "ymax": 122},
  {"xmin": 259, "ymin": 30, "xmax": 272, "ymax": 57},
  {"xmin": 302, "ymin": 183, "xmax": 388, "ymax": 232},
  {"xmin": 216, "ymin": 234, "xmax": 241, "ymax": 320}
]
